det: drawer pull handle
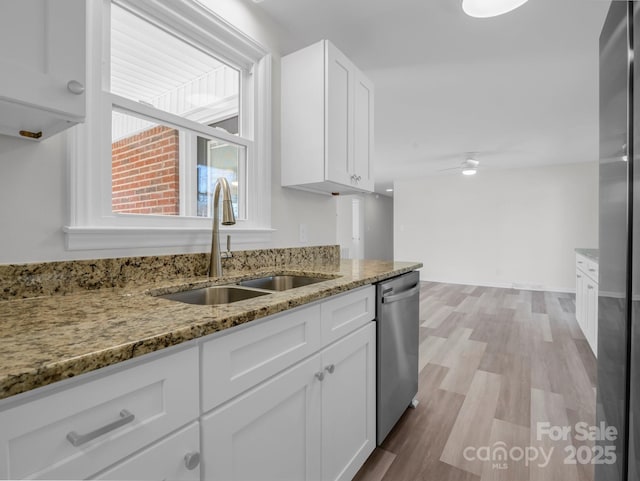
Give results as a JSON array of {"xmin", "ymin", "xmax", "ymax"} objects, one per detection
[
  {"xmin": 184, "ymin": 451, "xmax": 201, "ymax": 470},
  {"xmin": 588, "ymin": 285, "xmax": 594, "ymax": 290},
  {"xmin": 325, "ymin": 364, "xmax": 335, "ymax": 374},
  {"xmin": 66, "ymin": 409, "xmax": 135, "ymax": 447},
  {"xmin": 315, "ymin": 371, "xmax": 325, "ymax": 381},
  {"xmin": 589, "ymin": 269, "xmax": 596, "ymax": 272}
]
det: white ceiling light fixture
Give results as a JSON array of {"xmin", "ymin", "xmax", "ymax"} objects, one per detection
[
  {"xmin": 437, "ymin": 155, "xmax": 480, "ymax": 175},
  {"xmin": 462, "ymin": 0, "xmax": 529, "ymax": 18},
  {"xmin": 386, "ymin": 188, "xmax": 394, "ymax": 192},
  {"xmin": 461, "ymin": 158, "xmax": 479, "ymax": 176}
]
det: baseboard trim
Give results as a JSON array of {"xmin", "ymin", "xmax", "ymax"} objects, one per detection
[{"xmin": 419, "ymin": 277, "xmax": 574, "ymax": 295}]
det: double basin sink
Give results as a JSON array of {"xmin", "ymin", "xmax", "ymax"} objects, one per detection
[{"xmin": 158, "ymin": 275, "xmax": 331, "ymax": 306}]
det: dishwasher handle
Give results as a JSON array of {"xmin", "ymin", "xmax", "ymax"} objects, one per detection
[{"xmin": 381, "ymin": 284, "xmax": 420, "ymax": 304}]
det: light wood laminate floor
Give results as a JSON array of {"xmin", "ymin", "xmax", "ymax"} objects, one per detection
[{"xmin": 354, "ymin": 282, "xmax": 597, "ymax": 481}]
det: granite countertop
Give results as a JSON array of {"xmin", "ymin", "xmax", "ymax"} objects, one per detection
[
  {"xmin": 0, "ymin": 259, "xmax": 421, "ymax": 401},
  {"xmin": 575, "ymin": 248, "xmax": 599, "ymax": 263}
]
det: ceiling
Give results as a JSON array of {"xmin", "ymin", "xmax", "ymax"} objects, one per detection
[{"xmin": 251, "ymin": 0, "xmax": 611, "ymax": 193}]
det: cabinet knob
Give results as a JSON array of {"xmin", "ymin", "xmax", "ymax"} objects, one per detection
[
  {"xmin": 325, "ymin": 364, "xmax": 335, "ymax": 374},
  {"xmin": 184, "ymin": 451, "xmax": 200, "ymax": 470},
  {"xmin": 315, "ymin": 371, "xmax": 325, "ymax": 381},
  {"xmin": 67, "ymin": 80, "xmax": 85, "ymax": 95},
  {"xmin": 588, "ymin": 285, "xmax": 594, "ymax": 290}
]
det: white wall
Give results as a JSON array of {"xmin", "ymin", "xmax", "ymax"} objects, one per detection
[
  {"xmin": 200, "ymin": 0, "xmax": 337, "ymax": 251},
  {"xmin": 0, "ymin": 0, "xmax": 337, "ymax": 264},
  {"xmin": 363, "ymin": 194, "xmax": 393, "ymax": 260},
  {"xmin": 394, "ymin": 162, "xmax": 598, "ymax": 292},
  {"xmin": 335, "ymin": 195, "xmax": 356, "ymax": 259},
  {"xmin": 335, "ymin": 193, "xmax": 393, "ymax": 261},
  {"xmin": 335, "ymin": 195, "xmax": 365, "ymax": 259}
]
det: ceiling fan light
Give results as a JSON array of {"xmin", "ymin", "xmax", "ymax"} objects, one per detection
[
  {"xmin": 462, "ymin": 0, "xmax": 529, "ymax": 18},
  {"xmin": 462, "ymin": 168, "xmax": 477, "ymax": 176}
]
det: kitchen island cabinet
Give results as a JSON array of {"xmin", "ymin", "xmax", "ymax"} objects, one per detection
[{"xmin": 575, "ymin": 249, "xmax": 599, "ymax": 356}]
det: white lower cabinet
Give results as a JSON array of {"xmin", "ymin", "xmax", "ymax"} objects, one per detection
[
  {"xmin": 575, "ymin": 253, "xmax": 598, "ymax": 356},
  {"xmin": 202, "ymin": 355, "xmax": 323, "ymax": 481},
  {"xmin": 321, "ymin": 323, "xmax": 376, "ymax": 481},
  {"xmin": 202, "ymin": 322, "xmax": 376, "ymax": 481},
  {"xmin": 585, "ymin": 276, "xmax": 598, "ymax": 355},
  {"xmin": 0, "ymin": 285, "xmax": 378, "ymax": 481},
  {"xmin": 93, "ymin": 423, "xmax": 200, "ymax": 480},
  {"xmin": 0, "ymin": 347, "xmax": 199, "ymax": 480}
]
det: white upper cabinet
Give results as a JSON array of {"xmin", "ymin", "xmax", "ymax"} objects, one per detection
[
  {"xmin": 0, "ymin": 0, "xmax": 86, "ymax": 140},
  {"xmin": 353, "ymin": 72, "xmax": 374, "ymax": 192},
  {"xmin": 282, "ymin": 40, "xmax": 375, "ymax": 194}
]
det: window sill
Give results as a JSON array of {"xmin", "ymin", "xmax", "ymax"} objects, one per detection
[{"xmin": 63, "ymin": 226, "xmax": 274, "ymax": 251}]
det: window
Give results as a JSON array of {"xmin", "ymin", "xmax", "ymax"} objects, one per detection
[{"xmin": 66, "ymin": 0, "xmax": 272, "ymax": 250}]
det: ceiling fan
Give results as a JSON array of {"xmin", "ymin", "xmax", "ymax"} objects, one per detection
[{"xmin": 438, "ymin": 156, "xmax": 480, "ymax": 176}]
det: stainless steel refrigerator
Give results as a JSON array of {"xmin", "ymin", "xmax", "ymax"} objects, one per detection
[{"xmin": 598, "ymin": 2, "xmax": 640, "ymax": 480}]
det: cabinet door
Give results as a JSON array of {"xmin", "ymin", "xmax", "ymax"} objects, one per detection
[
  {"xmin": 321, "ymin": 323, "xmax": 376, "ymax": 481},
  {"xmin": 326, "ymin": 41, "xmax": 354, "ymax": 186},
  {"xmin": 93, "ymin": 423, "xmax": 200, "ymax": 481},
  {"xmin": 576, "ymin": 269, "xmax": 585, "ymax": 331},
  {"xmin": 0, "ymin": 0, "xmax": 85, "ymax": 139},
  {"xmin": 586, "ymin": 278, "xmax": 598, "ymax": 357},
  {"xmin": 202, "ymin": 355, "xmax": 322, "ymax": 481},
  {"xmin": 353, "ymin": 72, "xmax": 374, "ymax": 192}
]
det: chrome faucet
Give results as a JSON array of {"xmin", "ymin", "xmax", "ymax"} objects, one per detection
[{"xmin": 209, "ymin": 177, "xmax": 236, "ymax": 277}]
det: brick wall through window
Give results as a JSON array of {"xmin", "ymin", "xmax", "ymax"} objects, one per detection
[{"xmin": 112, "ymin": 125, "xmax": 180, "ymax": 215}]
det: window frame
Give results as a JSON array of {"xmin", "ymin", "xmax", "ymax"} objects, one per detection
[{"xmin": 65, "ymin": 0, "xmax": 273, "ymax": 251}]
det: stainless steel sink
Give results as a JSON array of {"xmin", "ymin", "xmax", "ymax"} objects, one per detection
[
  {"xmin": 158, "ymin": 286, "xmax": 271, "ymax": 305},
  {"xmin": 238, "ymin": 275, "xmax": 329, "ymax": 291}
]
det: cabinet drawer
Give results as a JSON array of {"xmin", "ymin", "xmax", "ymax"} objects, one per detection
[
  {"xmin": 576, "ymin": 254, "xmax": 599, "ymax": 282},
  {"xmin": 321, "ymin": 285, "xmax": 375, "ymax": 346},
  {"xmin": 202, "ymin": 304, "xmax": 322, "ymax": 412},
  {"xmin": 584, "ymin": 259, "xmax": 599, "ymax": 281},
  {"xmin": 93, "ymin": 422, "xmax": 200, "ymax": 481},
  {"xmin": 0, "ymin": 347, "xmax": 199, "ymax": 480}
]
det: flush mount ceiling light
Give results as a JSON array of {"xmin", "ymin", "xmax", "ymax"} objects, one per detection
[
  {"xmin": 461, "ymin": 158, "xmax": 479, "ymax": 176},
  {"xmin": 462, "ymin": 0, "xmax": 529, "ymax": 18}
]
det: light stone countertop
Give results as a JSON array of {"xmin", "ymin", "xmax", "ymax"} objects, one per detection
[
  {"xmin": 575, "ymin": 248, "xmax": 599, "ymax": 263},
  {"xmin": 0, "ymin": 259, "xmax": 422, "ymax": 401}
]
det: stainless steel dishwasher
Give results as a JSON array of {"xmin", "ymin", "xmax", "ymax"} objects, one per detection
[{"xmin": 376, "ymin": 270, "xmax": 420, "ymax": 445}]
